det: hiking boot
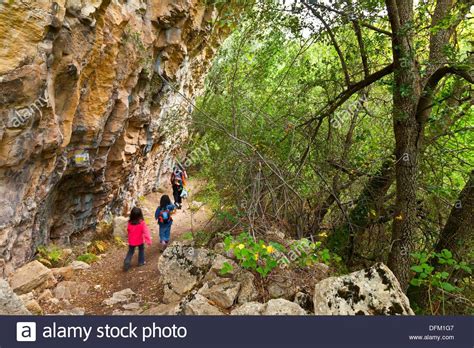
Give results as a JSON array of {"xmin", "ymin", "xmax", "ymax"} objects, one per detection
[{"xmin": 138, "ymin": 262, "xmax": 146, "ymax": 266}]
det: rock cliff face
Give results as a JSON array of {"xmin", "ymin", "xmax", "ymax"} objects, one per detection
[{"xmin": 0, "ymin": 0, "xmax": 231, "ymax": 274}]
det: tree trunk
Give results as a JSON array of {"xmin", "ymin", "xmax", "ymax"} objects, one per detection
[
  {"xmin": 385, "ymin": 0, "xmax": 422, "ymax": 291},
  {"xmin": 435, "ymin": 170, "xmax": 474, "ymax": 259}
]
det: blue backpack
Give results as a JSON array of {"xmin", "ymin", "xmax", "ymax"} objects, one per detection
[{"xmin": 158, "ymin": 208, "xmax": 172, "ymax": 224}]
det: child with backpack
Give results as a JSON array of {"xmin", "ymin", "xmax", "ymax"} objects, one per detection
[
  {"xmin": 170, "ymin": 166, "xmax": 187, "ymax": 209},
  {"xmin": 155, "ymin": 195, "xmax": 175, "ymax": 248},
  {"xmin": 124, "ymin": 207, "xmax": 152, "ymax": 271}
]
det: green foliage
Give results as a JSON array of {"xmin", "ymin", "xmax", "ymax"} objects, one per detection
[
  {"xmin": 36, "ymin": 245, "xmax": 69, "ymax": 268},
  {"xmin": 223, "ymin": 233, "xmax": 341, "ymax": 277},
  {"xmin": 191, "ymin": 0, "xmax": 472, "ymax": 315},
  {"xmin": 182, "ymin": 230, "xmax": 214, "ymax": 247},
  {"xmin": 287, "ymin": 238, "xmax": 342, "ymax": 268},
  {"xmin": 410, "ymin": 249, "xmax": 472, "ymax": 314},
  {"xmin": 77, "ymin": 253, "xmax": 98, "ymax": 264},
  {"xmin": 219, "ymin": 261, "xmax": 234, "ymax": 275},
  {"xmin": 224, "ymin": 232, "xmax": 283, "ymax": 277}
]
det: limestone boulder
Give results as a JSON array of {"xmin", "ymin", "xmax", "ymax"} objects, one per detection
[
  {"xmin": 9, "ymin": 260, "xmax": 57, "ymax": 295},
  {"xmin": 313, "ymin": 263, "xmax": 414, "ymax": 315},
  {"xmin": 38, "ymin": 289, "xmax": 53, "ymax": 302},
  {"xmin": 53, "ymin": 281, "xmax": 89, "ymax": 300},
  {"xmin": 231, "ymin": 302, "xmax": 265, "ymax": 315},
  {"xmin": 0, "ymin": 279, "xmax": 30, "ymax": 314},
  {"xmin": 103, "ymin": 288, "xmax": 136, "ymax": 306},
  {"xmin": 25, "ymin": 299, "xmax": 43, "ymax": 315},
  {"xmin": 294, "ymin": 291, "xmax": 313, "ymax": 312},
  {"xmin": 182, "ymin": 294, "xmax": 224, "ymax": 315},
  {"xmin": 204, "ymin": 254, "xmax": 239, "ymax": 280},
  {"xmin": 235, "ymin": 270, "xmax": 258, "ymax": 304},
  {"xmin": 70, "ymin": 261, "xmax": 91, "ymax": 270},
  {"xmin": 158, "ymin": 242, "xmax": 215, "ymax": 303},
  {"xmin": 267, "ymin": 275, "xmax": 297, "ymax": 300},
  {"xmin": 263, "ymin": 299, "xmax": 307, "ymax": 315},
  {"xmin": 52, "ymin": 266, "xmax": 74, "ymax": 281},
  {"xmin": 198, "ymin": 278, "xmax": 241, "ymax": 309},
  {"xmin": 202, "ymin": 254, "xmax": 257, "ymax": 305}
]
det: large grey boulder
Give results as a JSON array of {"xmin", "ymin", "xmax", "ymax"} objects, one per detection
[
  {"xmin": 313, "ymin": 263, "xmax": 414, "ymax": 315},
  {"xmin": 158, "ymin": 242, "xmax": 215, "ymax": 303},
  {"xmin": 0, "ymin": 279, "xmax": 30, "ymax": 314},
  {"xmin": 9, "ymin": 260, "xmax": 57, "ymax": 295}
]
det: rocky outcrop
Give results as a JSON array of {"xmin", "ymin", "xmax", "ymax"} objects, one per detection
[
  {"xmin": 0, "ymin": 279, "xmax": 31, "ymax": 314},
  {"xmin": 313, "ymin": 263, "xmax": 414, "ymax": 315},
  {"xmin": 0, "ymin": 0, "xmax": 237, "ymax": 274}
]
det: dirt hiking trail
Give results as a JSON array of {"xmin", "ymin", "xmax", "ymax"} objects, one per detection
[{"xmin": 54, "ymin": 178, "xmax": 212, "ymax": 314}]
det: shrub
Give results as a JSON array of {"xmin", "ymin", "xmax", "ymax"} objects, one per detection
[
  {"xmin": 36, "ymin": 245, "xmax": 69, "ymax": 268},
  {"xmin": 286, "ymin": 238, "xmax": 341, "ymax": 268},
  {"xmin": 77, "ymin": 253, "xmax": 98, "ymax": 264},
  {"xmin": 223, "ymin": 232, "xmax": 342, "ymax": 278},
  {"xmin": 223, "ymin": 232, "xmax": 285, "ymax": 277},
  {"xmin": 410, "ymin": 249, "xmax": 472, "ymax": 314},
  {"xmin": 87, "ymin": 240, "xmax": 109, "ymax": 254}
]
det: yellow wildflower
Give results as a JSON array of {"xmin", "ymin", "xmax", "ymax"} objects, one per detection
[
  {"xmin": 237, "ymin": 243, "xmax": 245, "ymax": 250},
  {"xmin": 254, "ymin": 253, "xmax": 259, "ymax": 261},
  {"xmin": 395, "ymin": 214, "xmax": 403, "ymax": 220},
  {"xmin": 266, "ymin": 245, "xmax": 275, "ymax": 253},
  {"xmin": 318, "ymin": 232, "xmax": 328, "ymax": 238}
]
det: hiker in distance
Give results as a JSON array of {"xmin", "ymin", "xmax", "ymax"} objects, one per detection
[
  {"xmin": 123, "ymin": 207, "xmax": 152, "ymax": 271},
  {"xmin": 155, "ymin": 194, "xmax": 176, "ymax": 250},
  {"xmin": 170, "ymin": 165, "xmax": 187, "ymax": 209}
]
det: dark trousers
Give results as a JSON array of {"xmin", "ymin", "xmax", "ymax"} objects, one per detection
[
  {"xmin": 124, "ymin": 244, "xmax": 145, "ymax": 266},
  {"xmin": 172, "ymin": 184, "xmax": 183, "ymax": 205}
]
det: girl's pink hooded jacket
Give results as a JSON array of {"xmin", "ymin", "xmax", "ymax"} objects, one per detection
[{"xmin": 127, "ymin": 220, "xmax": 152, "ymax": 246}]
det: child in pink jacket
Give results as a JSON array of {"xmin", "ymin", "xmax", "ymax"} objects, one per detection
[{"xmin": 123, "ymin": 207, "xmax": 151, "ymax": 271}]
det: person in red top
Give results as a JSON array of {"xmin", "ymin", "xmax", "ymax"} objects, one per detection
[{"xmin": 123, "ymin": 207, "xmax": 152, "ymax": 271}]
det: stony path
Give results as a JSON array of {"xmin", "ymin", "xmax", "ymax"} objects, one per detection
[{"xmin": 48, "ymin": 178, "xmax": 211, "ymax": 315}]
